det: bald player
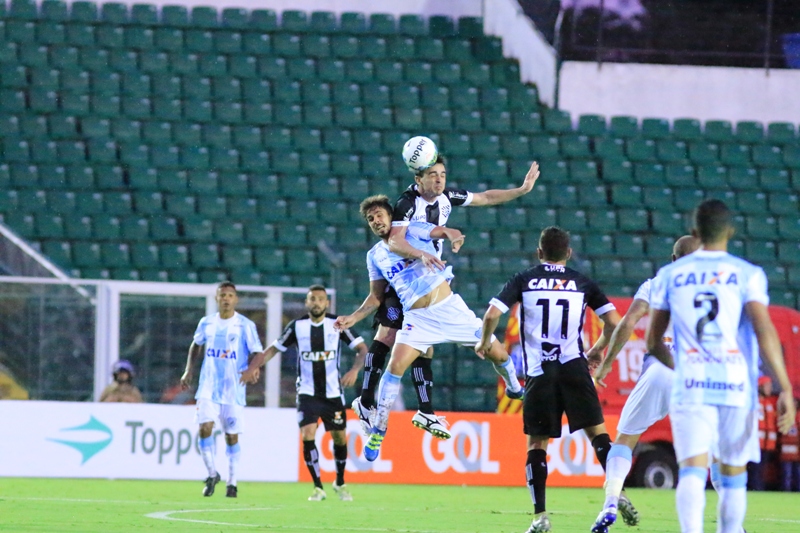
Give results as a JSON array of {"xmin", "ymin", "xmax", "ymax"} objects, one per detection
[{"xmin": 591, "ymin": 236, "xmax": 699, "ymax": 533}]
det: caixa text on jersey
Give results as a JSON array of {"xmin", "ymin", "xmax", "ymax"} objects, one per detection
[{"xmin": 206, "ymin": 348, "xmax": 238, "ymax": 359}]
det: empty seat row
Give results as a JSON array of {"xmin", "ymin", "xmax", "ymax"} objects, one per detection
[
  {"xmin": 4, "ymin": 1, "xmax": 484, "ymax": 39},
  {"xmin": 601, "ymin": 161, "xmax": 800, "ymax": 187}
]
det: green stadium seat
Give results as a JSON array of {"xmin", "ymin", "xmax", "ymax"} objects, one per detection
[
  {"xmin": 160, "ymin": 244, "xmax": 189, "ymax": 269},
  {"xmin": 703, "ymin": 120, "xmax": 734, "ymax": 143},
  {"xmin": 71, "ymin": 241, "xmax": 102, "ymax": 267},
  {"xmin": 641, "ymin": 118, "xmax": 670, "ymax": 139},
  {"xmin": 309, "ymin": 11, "xmax": 336, "ymax": 33},
  {"xmin": 719, "ymin": 144, "xmax": 751, "ymax": 166},
  {"xmin": 665, "ymin": 164, "xmax": 696, "ymax": 187},
  {"xmin": 4, "ymin": 212, "xmax": 35, "ymax": 237},
  {"xmin": 191, "ymin": 6, "xmax": 218, "ymax": 28},
  {"xmin": 727, "ymin": 166, "xmax": 758, "ymax": 190},
  {"xmin": 601, "ymin": 160, "xmax": 633, "ymax": 183},
  {"xmin": 784, "ymin": 146, "xmax": 800, "ymax": 169},
  {"xmin": 93, "ymin": 214, "xmax": 122, "ymax": 240},
  {"xmin": 418, "ymin": 37, "xmax": 445, "ymax": 62},
  {"xmin": 645, "ymin": 235, "xmax": 673, "ymax": 259},
  {"xmin": 586, "ymin": 209, "xmax": 617, "ymax": 232},
  {"xmin": 570, "ymin": 160, "xmax": 599, "ymax": 183},
  {"xmin": 584, "ymin": 233, "xmax": 614, "ymax": 255},
  {"xmin": 617, "ymin": 207, "xmax": 649, "ymax": 232},
  {"xmin": 745, "ymin": 241, "xmax": 776, "ymax": 263},
  {"xmin": 593, "ymin": 258, "xmax": 625, "ymax": 279},
  {"xmin": 97, "ymin": 26, "xmax": 125, "ymax": 49},
  {"xmin": 43, "ymin": 241, "xmax": 72, "ymax": 265},
  {"xmin": 608, "ymin": 116, "xmax": 638, "ymax": 138},
  {"xmin": 767, "ymin": 122, "xmax": 796, "ymax": 145},
  {"xmin": 779, "ymin": 217, "xmax": 800, "ymax": 239},
  {"xmin": 41, "ymin": 0, "xmax": 68, "ymax": 20},
  {"xmin": 736, "ymin": 191, "xmax": 768, "ymax": 215},
  {"xmin": 688, "ymin": 141, "xmax": 719, "ymax": 165},
  {"xmin": 249, "ymin": 9, "xmax": 277, "ymax": 31},
  {"xmin": 735, "ymin": 121, "xmax": 763, "ymax": 143},
  {"xmin": 183, "ymin": 216, "xmax": 213, "ymax": 241},
  {"xmin": 672, "ymin": 118, "xmax": 702, "ymax": 141},
  {"xmin": 369, "ymin": 13, "xmax": 396, "ymax": 35},
  {"xmin": 759, "ymin": 168, "xmax": 790, "ymax": 192},
  {"xmin": 577, "ymin": 114, "xmax": 606, "ymax": 136},
  {"xmin": 642, "ymin": 186, "xmax": 673, "ymax": 209},
  {"xmin": 674, "ymin": 188, "xmax": 704, "ymax": 211},
  {"xmin": 634, "ymin": 163, "xmax": 665, "ymax": 185},
  {"xmin": 150, "ymin": 216, "xmax": 178, "ymax": 239},
  {"xmin": 745, "ymin": 215, "xmax": 778, "ymax": 239},
  {"xmin": 398, "ymin": 14, "xmax": 426, "ymax": 36},
  {"xmin": 626, "ymin": 138, "xmax": 657, "ymax": 162},
  {"xmin": 561, "ymin": 134, "xmax": 591, "ymax": 158},
  {"xmin": 101, "ymin": 243, "xmax": 130, "ymax": 267},
  {"xmin": 768, "ymin": 192, "xmax": 799, "ymax": 215},
  {"xmin": 36, "ymin": 213, "xmax": 66, "ymax": 239},
  {"xmin": 10, "ymin": 0, "xmax": 37, "ymax": 19},
  {"xmin": 125, "ymin": 26, "xmax": 154, "ymax": 50},
  {"xmin": 120, "ymin": 216, "xmax": 149, "ymax": 241},
  {"xmin": 651, "ymin": 211, "xmax": 687, "ymax": 235},
  {"xmin": 170, "ymin": 52, "xmax": 200, "ymax": 74},
  {"xmin": 157, "ymin": 169, "xmax": 187, "ymax": 192},
  {"xmin": 657, "ymin": 140, "xmax": 688, "ymax": 163},
  {"xmin": 223, "ymin": 246, "xmax": 253, "ymax": 268},
  {"xmin": 779, "ymin": 243, "xmax": 800, "ymax": 264},
  {"xmin": 542, "ymin": 109, "xmax": 571, "ymax": 134},
  {"xmin": 512, "ymin": 111, "xmax": 542, "ymax": 134},
  {"xmin": 752, "ymin": 145, "xmax": 784, "ymax": 168},
  {"xmin": 190, "ymin": 243, "xmax": 220, "ymax": 268},
  {"xmin": 281, "ymin": 10, "xmax": 308, "ymax": 32},
  {"xmin": 695, "ymin": 164, "xmax": 726, "ymax": 189}
]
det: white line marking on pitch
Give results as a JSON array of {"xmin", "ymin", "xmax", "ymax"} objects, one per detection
[{"xmin": 146, "ymin": 508, "xmax": 450, "ymax": 532}]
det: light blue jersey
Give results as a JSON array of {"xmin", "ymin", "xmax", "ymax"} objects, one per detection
[
  {"xmin": 367, "ymin": 221, "xmax": 454, "ymax": 311},
  {"xmin": 193, "ymin": 312, "xmax": 263, "ymax": 406},
  {"xmin": 650, "ymin": 250, "xmax": 768, "ymax": 408}
]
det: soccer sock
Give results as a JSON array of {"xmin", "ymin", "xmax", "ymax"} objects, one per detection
[
  {"xmin": 526, "ymin": 449, "xmax": 548, "ymax": 514},
  {"xmin": 334, "ymin": 443, "xmax": 348, "ymax": 486},
  {"xmin": 591, "ymin": 433, "xmax": 613, "ymax": 471},
  {"xmin": 493, "ymin": 357, "xmax": 522, "ymax": 393},
  {"xmin": 676, "ymin": 466, "xmax": 707, "ymax": 533},
  {"xmin": 199, "ymin": 436, "xmax": 216, "ymax": 477},
  {"xmin": 603, "ymin": 444, "xmax": 633, "ymax": 508},
  {"xmin": 302, "ymin": 440, "xmax": 323, "ymax": 489},
  {"xmin": 718, "ymin": 473, "xmax": 747, "ymax": 533},
  {"xmin": 411, "ymin": 358, "xmax": 434, "ymax": 414},
  {"xmin": 710, "ymin": 462, "xmax": 722, "ymax": 493},
  {"xmin": 360, "ymin": 340, "xmax": 390, "ymax": 409},
  {"xmin": 375, "ymin": 372, "xmax": 402, "ymax": 432},
  {"xmin": 226, "ymin": 442, "xmax": 241, "ymax": 487}
]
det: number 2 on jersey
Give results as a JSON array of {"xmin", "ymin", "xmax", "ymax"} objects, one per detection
[
  {"xmin": 693, "ymin": 292, "xmax": 719, "ymax": 341},
  {"xmin": 536, "ymin": 298, "xmax": 570, "ymax": 339}
]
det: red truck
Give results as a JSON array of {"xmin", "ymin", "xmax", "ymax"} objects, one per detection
[{"xmin": 498, "ymin": 298, "xmax": 800, "ymax": 489}]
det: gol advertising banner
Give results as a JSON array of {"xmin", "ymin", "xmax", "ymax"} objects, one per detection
[
  {"xmin": 0, "ymin": 400, "xmax": 299, "ymax": 481},
  {"xmin": 299, "ymin": 411, "xmax": 619, "ymax": 487}
]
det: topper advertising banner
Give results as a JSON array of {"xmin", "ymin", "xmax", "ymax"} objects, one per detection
[
  {"xmin": 0, "ymin": 400, "xmax": 299, "ymax": 481},
  {"xmin": 299, "ymin": 411, "xmax": 619, "ymax": 487}
]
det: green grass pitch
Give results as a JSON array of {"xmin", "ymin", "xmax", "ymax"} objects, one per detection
[{"xmin": 1, "ymin": 478, "xmax": 799, "ymax": 532}]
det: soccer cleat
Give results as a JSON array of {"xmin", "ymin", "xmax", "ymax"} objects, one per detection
[
  {"xmin": 307, "ymin": 487, "xmax": 326, "ymax": 501},
  {"xmin": 226, "ymin": 484, "xmax": 237, "ymax": 498},
  {"xmin": 526, "ymin": 513, "xmax": 552, "ymax": 533},
  {"xmin": 202, "ymin": 472, "xmax": 220, "ymax": 497},
  {"xmin": 332, "ymin": 481, "xmax": 353, "ymax": 501},
  {"xmin": 591, "ymin": 505, "xmax": 617, "ymax": 533},
  {"xmin": 411, "ymin": 411, "xmax": 451, "ymax": 439},
  {"xmin": 617, "ymin": 493, "xmax": 640, "ymax": 526},
  {"xmin": 352, "ymin": 396, "xmax": 375, "ymax": 437},
  {"xmin": 364, "ymin": 427, "xmax": 386, "ymax": 462},
  {"xmin": 506, "ymin": 386, "xmax": 524, "ymax": 400}
]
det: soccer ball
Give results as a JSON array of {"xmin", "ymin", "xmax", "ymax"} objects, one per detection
[{"xmin": 402, "ymin": 136, "xmax": 439, "ymax": 172}]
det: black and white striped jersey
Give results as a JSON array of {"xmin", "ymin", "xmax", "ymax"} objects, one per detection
[
  {"xmin": 273, "ymin": 314, "xmax": 364, "ymax": 399},
  {"xmin": 490, "ymin": 263, "xmax": 616, "ymax": 377},
  {"xmin": 391, "ymin": 184, "xmax": 473, "ymax": 257}
]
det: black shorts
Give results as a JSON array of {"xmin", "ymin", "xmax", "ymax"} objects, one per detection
[
  {"xmin": 371, "ymin": 285, "xmax": 404, "ymax": 330},
  {"xmin": 523, "ymin": 357, "xmax": 605, "ymax": 438},
  {"xmin": 297, "ymin": 394, "xmax": 347, "ymax": 431}
]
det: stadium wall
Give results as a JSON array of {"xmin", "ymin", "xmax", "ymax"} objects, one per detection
[{"xmin": 559, "ymin": 61, "xmax": 800, "ymax": 124}]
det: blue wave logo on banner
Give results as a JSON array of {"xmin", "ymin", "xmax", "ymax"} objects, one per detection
[{"xmin": 48, "ymin": 416, "xmax": 113, "ymax": 464}]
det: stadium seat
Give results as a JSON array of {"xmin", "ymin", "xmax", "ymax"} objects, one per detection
[
  {"xmin": 672, "ymin": 118, "xmax": 702, "ymax": 141},
  {"xmin": 641, "ymin": 118, "xmax": 670, "ymax": 139},
  {"xmin": 767, "ymin": 122, "xmax": 796, "ymax": 145},
  {"xmin": 704, "ymin": 120, "xmax": 734, "ymax": 143},
  {"xmin": 735, "ymin": 121, "xmax": 763, "ymax": 143}
]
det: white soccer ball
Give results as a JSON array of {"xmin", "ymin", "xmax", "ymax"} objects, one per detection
[{"xmin": 402, "ymin": 136, "xmax": 439, "ymax": 172}]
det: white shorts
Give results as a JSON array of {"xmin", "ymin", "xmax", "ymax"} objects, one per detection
[
  {"xmin": 395, "ymin": 294, "xmax": 495, "ymax": 353},
  {"xmin": 670, "ymin": 403, "xmax": 759, "ymax": 466},
  {"xmin": 616, "ymin": 357, "xmax": 673, "ymax": 436},
  {"xmin": 194, "ymin": 399, "xmax": 244, "ymax": 434}
]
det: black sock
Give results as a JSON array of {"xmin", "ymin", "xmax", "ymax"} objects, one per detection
[
  {"xmin": 334, "ymin": 443, "xmax": 347, "ymax": 486},
  {"xmin": 303, "ymin": 440, "xmax": 323, "ymax": 489},
  {"xmin": 592, "ymin": 433, "xmax": 612, "ymax": 471},
  {"xmin": 411, "ymin": 357, "xmax": 434, "ymax": 414},
  {"xmin": 361, "ymin": 340, "xmax": 389, "ymax": 409},
  {"xmin": 527, "ymin": 449, "xmax": 548, "ymax": 514}
]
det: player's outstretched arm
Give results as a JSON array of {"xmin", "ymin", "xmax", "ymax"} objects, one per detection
[
  {"xmin": 429, "ymin": 226, "xmax": 466, "ymax": 253},
  {"xmin": 595, "ymin": 300, "xmax": 649, "ymax": 386},
  {"xmin": 586, "ymin": 309, "xmax": 621, "ymax": 372},
  {"xmin": 476, "ymin": 305, "xmax": 503, "ymax": 360},
  {"xmin": 469, "ymin": 161, "xmax": 539, "ymax": 207},
  {"xmin": 341, "ymin": 341, "xmax": 369, "ymax": 388},
  {"xmin": 240, "ymin": 346, "xmax": 279, "ymax": 384},
  {"xmin": 645, "ymin": 309, "xmax": 673, "ymax": 369},
  {"xmin": 387, "ymin": 225, "xmax": 446, "ymax": 270},
  {"xmin": 745, "ymin": 301, "xmax": 797, "ymax": 434},
  {"xmin": 334, "ymin": 280, "xmax": 388, "ymax": 332},
  {"xmin": 180, "ymin": 342, "xmax": 204, "ymax": 390}
]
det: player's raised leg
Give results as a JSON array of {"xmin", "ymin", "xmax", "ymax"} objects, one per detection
[{"xmin": 364, "ymin": 342, "xmax": 423, "ymax": 461}]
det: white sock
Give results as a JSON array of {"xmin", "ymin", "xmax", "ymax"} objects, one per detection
[
  {"xmin": 374, "ymin": 372, "xmax": 401, "ymax": 431},
  {"xmin": 717, "ymin": 473, "xmax": 747, "ymax": 533},
  {"xmin": 226, "ymin": 443, "xmax": 241, "ymax": 486},
  {"xmin": 604, "ymin": 444, "xmax": 633, "ymax": 508},
  {"xmin": 199, "ymin": 436, "xmax": 216, "ymax": 477},
  {"xmin": 676, "ymin": 467, "xmax": 707, "ymax": 533},
  {"xmin": 493, "ymin": 358, "xmax": 521, "ymax": 392}
]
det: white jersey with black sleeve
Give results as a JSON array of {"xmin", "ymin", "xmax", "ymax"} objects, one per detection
[
  {"xmin": 272, "ymin": 314, "xmax": 364, "ymax": 399},
  {"xmin": 490, "ymin": 263, "xmax": 616, "ymax": 377},
  {"xmin": 391, "ymin": 184, "xmax": 473, "ymax": 257}
]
